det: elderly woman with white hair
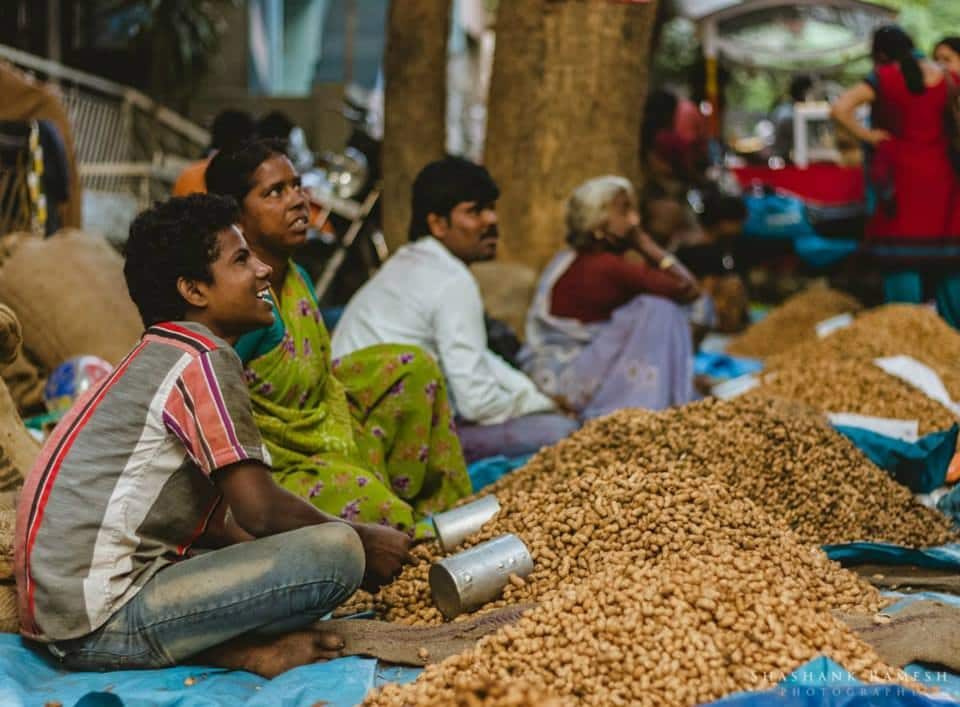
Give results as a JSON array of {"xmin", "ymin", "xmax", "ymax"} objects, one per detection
[{"xmin": 518, "ymin": 175, "xmax": 700, "ymax": 419}]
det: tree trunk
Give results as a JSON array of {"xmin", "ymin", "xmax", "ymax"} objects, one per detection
[
  {"xmin": 485, "ymin": 0, "xmax": 659, "ymax": 270},
  {"xmin": 382, "ymin": 0, "xmax": 450, "ymax": 251}
]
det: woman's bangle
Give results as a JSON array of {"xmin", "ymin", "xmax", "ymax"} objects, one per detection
[{"xmin": 658, "ymin": 254, "xmax": 678, "ymax": 271}]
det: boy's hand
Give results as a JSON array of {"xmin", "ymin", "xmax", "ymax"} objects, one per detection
[{"xmin": 351, "ymin": 522, "xmax": 412, "ymax": 592}]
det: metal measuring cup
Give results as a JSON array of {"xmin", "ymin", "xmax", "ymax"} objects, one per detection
[
  {"xmin": 432, "ymin": 495, "xmax": 501, "ymax": 552},
  {"xmin": 429, "ymin": 533, "xmax": 534, "ymax": 619}
]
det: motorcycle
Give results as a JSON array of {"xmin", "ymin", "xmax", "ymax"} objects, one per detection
[{"xmin": 294, "ymin": 91, "xmax": 387, "ymax": 308}]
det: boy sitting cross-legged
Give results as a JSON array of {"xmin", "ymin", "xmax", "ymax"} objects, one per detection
[{"xmin": 14, "ymin": 193, "xmax": 410, "ymax": 677}]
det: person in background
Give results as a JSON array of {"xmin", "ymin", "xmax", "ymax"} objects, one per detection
[
  {"xmin": 832, "ymin": 24, "xmax": 960, "ymax": 329},
  {"xmin": 770, "ymin": 75, "xmax": 814, "ymax": 161},
  {"xmin": 641, "ymin": 89, "xmax": 679, "ymax": 160},
  {"xmin": 257, "ymin": 111, "xmax": 296, "ymax": 145},
  {"xmin": 172, "ymin": 109, "xmax": 255, "ymax": 196},
  {"xmin": 520, "ymin": 176, "xmax": 699, "ymax": 421},
  {"xmin": 675, "ymin": 193, "xmax": 750, "ymax": 334},
  {"xmin": 332, "ymin": 157, "xmax": 579, "ymax": 463},
  {"xmin": 642, "ymin": 89, "xmax": 705, "ymax": 199},
  {"xmin": 15, "ymin": 194, "xmax": 409, "ymax": 678},
  {"xmin": 639, "ymin": 187, "xmax": 706, "ymax": 252},
  {"xmin": 256, "ymin": 111, "xmax": 314, "ymax": 174},
  {"xmin": 206, "ymin": 141, "xmax": 470, "ymax": 536},
  {"xmin": 673, "ymin": 97, "xmax": 709, "ymax": 153},
  {"xmin": 934, "ymin": 36, "xmax": 960, "ymax": 74}
]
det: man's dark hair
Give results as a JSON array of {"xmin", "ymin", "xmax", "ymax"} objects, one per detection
[
  {"xmin": 124, "ymin": 193, "xmax": 240, "ymax": 328},
  {"xmin": 700, "ymin": 193, "xmax": 747, "ymax": 228},
  {"xmin": 408, "ymin": 157, "xmax": 500, "ymax": 240},
  {"xmin": 209, "ymin": 109, "xmax": 256, "ymax": 153},
  {"xmin": 205, "ymin": 138, "xmax": 288, "ymax": 205},
  {"xmin": 789, "ymin": 75, "xmax": 814, "ymax": 103}
]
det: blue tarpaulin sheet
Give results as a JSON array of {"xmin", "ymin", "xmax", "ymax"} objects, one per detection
[
  {"xmin": 940, "ymin": 484, "xmax": 960, "ymax": 526},
  {"xmin": 744, "ymin": 193, "xmax": 818, "ymax": 240},
  {"xmin": 823, "ymin": 542, "xmax": 960, "ymax": 569},
  {"xmin": 3, "ymin": 639, "xmax": 953, "ymax": 706},
  {"xmin": 743, "ymin": 193, "xmax": 860, "ymax": 268},
  {"xmin": 0, "ymin": 645, "xmax": 415, "ymax": 707},
  {"xmin": 833, "ymin": 425, "xmax": 958, "ymax": 494},
  {"xmin": 795, "ymin": 235, "xmax": 859, "ymax": 269},
  {"xmin": 694, "ymin": 351, "xmax": 764, "ymax": 380},
  {"xmin": 467, "ymin": 454, "xmax": 531, "ymax": 492}
]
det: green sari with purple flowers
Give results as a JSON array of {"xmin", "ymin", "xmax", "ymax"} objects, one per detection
[{"xmin": 235, "ymin": 263, "xmax": 469, "ymax": 536}]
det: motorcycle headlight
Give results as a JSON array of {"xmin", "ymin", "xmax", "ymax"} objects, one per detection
[{"xmin": 324, "ymin": 147, "xmax": 369, "ymax": 200}]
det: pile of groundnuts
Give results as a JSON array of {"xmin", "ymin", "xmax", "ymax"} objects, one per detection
[
  {"xmin": 726, "ymin": 288, "xmax": 863, "ymax": 359},
  {"xmin": 751, "ymin": 305, "xmax": 960, "ymax": 434},
  {"xmin": 358, "ymin": 396, "xmax": 953, "ymax": 706}
]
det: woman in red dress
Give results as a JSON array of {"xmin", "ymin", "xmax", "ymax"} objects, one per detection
[{"xmin": 832, "ymin": 25, "xmax": 960, "ymax": 328}]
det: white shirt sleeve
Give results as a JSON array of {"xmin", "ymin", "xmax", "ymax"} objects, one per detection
[{"xmin": 433, "ymin": 275, "xmax": 557, "ymax": 425}]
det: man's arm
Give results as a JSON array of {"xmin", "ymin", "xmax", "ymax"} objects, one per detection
[
  {"xmin": 433, "ymin": 278, "xmax": 556, "ymax": 424},
  {"xmin": 213, "ymin": 460, "xmax": 411, "ymax": 591}
]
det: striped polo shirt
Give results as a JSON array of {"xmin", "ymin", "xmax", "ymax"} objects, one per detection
[{"xmin": 15, "ymin": 322, "xmax": 264, "ymax": 642}]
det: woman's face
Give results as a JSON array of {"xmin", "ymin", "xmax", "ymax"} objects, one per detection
[
  {"xmin": 935, "ymin": 43, "xmax": 960, "ymax": 74},
  {"xmin": 239, "ymin": 154, "xmax": 310, "ymax": 259},
  {"xmin": 600, "ymin": 191, "xmax": 641, "ymax": 250}
]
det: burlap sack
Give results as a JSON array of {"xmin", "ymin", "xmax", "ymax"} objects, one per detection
[
  {"xmin": 0, "ymin": 491, "xmax": 17, "ymax": 513},
  {"xmin": 0, "ymin": 305, "xmax": 20, "ymax": 365},
  {"xmin": 0, "ymin": 375, "xmax": 38, "ymax": 496},
  {"xmin": 319, "ymin": 604, "xmax": 532, "ymax": 665},
  {"xmin": 0, "ymin": 303, "xmax": 45, "ymax": 415},
  {"xmin": 0, "ymin": 497, "xmax": 16, "ymax": 635},
  {"xmin": 0, "ymin": 229, "xmax": 142, "ymax": 370},
  {"xmin": 838, "ymin": 600, "xmax": 960, "ymax": 672},
  {"xmin": 0, "ymin": 509, "xmax": 12, "ymax": 582},
  {"xmin": 0, "ymin": 582, "xmax": 18, "ymax": 634},
  {"xmin": 471, "ymin": 261, "xmax": 538, "ymax": 342},
  {"xmin": 1, "ymin": 350, "xmax": 44, "ymax": 416}
]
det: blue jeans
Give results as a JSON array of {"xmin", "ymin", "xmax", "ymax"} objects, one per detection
[
  {"xmin": 456, "ymin": 413, "xmax": 579, "ymax": 463},
  {"xmin": 51, "ymin": 524, "xmax": 365, "ymax": 671}
]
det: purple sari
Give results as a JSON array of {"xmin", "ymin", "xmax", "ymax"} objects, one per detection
[{"xmin": 518, "ymin": 251, "xmax": 694, "ymax": 419}]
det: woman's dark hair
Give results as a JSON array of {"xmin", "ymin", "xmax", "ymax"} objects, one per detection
[
  {"xmin": 124, "ymin": 193, "xmax": 240, "ymax": 327},
  {"xmin": 205, "ymin": 138, "xmax": 288, "ymax": 205},
  {"xmin": 873, "ymin": 25, "xmax": 924, "ymax": 95},
  {"xmin": 408, "ymin": 157, "xmax": 500, "ymax": 240},
  {"xmin": 935, "ymin": 36, "xmax": 960, "ymax": 58}
]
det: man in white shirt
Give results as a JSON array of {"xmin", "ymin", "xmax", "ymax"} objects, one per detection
[{"xmin": 332, "ymin": 157, "xmax": 578, "ymax": 461}]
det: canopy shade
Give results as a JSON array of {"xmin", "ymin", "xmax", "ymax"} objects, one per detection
[{"xmin": 675, "ymin": 0, "xmax": 897, "ymax": 69}]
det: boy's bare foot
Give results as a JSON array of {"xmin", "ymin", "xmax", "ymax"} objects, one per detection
[{"xmin": 191, "ymin": 629, "xmax": 345, "ymax": 678}]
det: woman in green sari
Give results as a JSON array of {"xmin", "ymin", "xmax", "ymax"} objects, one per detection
[{"xmin": 206, "ymin": 140, "xmax": 470, "ymax": 535}]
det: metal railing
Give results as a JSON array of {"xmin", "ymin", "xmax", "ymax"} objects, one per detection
[{"xmin": 0, "ymin": 43, "xmax": 207, "ymax": 209}]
